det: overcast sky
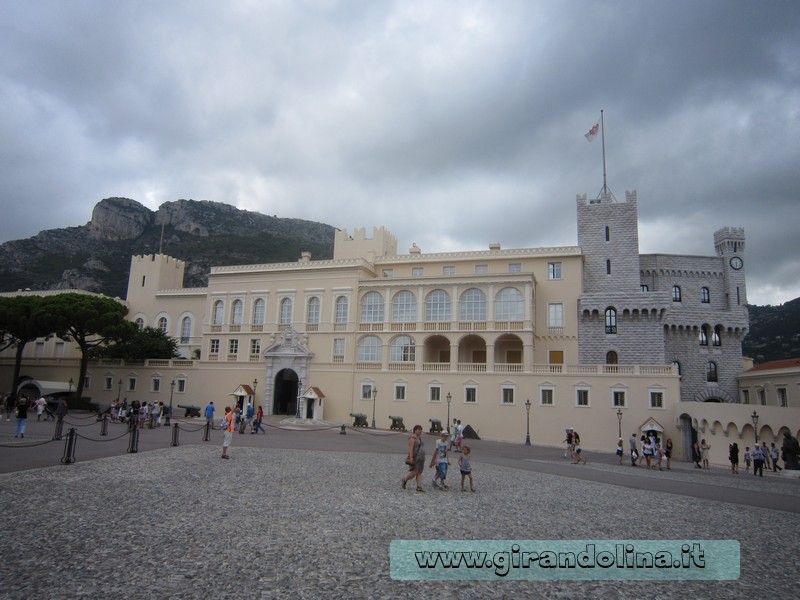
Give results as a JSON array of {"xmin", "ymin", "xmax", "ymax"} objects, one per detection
[{"xmin": 2, "ymin": 1, "xmax": 799, "ymax": 305}]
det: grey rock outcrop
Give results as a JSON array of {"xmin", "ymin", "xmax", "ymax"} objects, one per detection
[{"xmin": 89, "ymin": 197, "xmax": 153, "ymax": 241}]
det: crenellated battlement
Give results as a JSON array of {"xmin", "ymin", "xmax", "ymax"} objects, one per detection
[{"xmin": 333, "ymin": 226, "xmax": 397, "ymax": 261}]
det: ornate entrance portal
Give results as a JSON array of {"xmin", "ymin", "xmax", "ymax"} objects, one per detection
[{"xmin": 261, "ymin": 329, "xmax": 313, "ymax": 416}]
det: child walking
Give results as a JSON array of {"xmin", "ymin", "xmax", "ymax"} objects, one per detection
[
  {"xmin": 458, "ymin": 445, "xmax": 475, "ymax": 492},
  {"xmin": 430, "ymin": 430, "xmax": 450, "ymax": 489}
]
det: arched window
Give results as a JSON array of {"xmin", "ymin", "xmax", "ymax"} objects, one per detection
[
  {"xmin": 231, "ymin": 300, "xmax": 243, "ymax": 325},
  {"xmin": 180, "ymin": 316, "xmax": 192, "ymax": 344},
  {"xmin": 605, "ymin": 226, "xmax": 610, "ymax": 241},
  {"xmin": 672, "ymin": 285, "xmax": 682, "ymax": 302},
  {"xmin": 604, "ymin": 307, "xmax": 617, "ymax": 334},
  {"xmin": 606, "ymin": 259, "xmax": 612, "ymax": 275},
  {"xmin": 307, "ymin": 297, "xmax": 320, "ymax": 325},
  {"xmin": 390, "ymin": 335, "xmax": 415, "ymax": 362},
  {"xmin": 495, "ymin": 287, "xmax": 523, "ymax": 321},
  {"xmin": 425, "ymin": 289, "xmax": 451, "ymax": 322},
  {"xmin": 279, "ymin": 298, "xmax": 293, "ymax": 326},
  {"xmin": 699, "ymin": 325, "xmax": 709, "ymax": 346},
  {"xmin": 212, "ymin": 301, "xmax": 224, "ymax": 326},
  {"xmin": 135, "ymin": 317, "xmax": 145, "ymax": 330},
  {"xmin": 158, "ymin": 316, "xmax": 168, "ymax": 333},
  {"xmin": 335, "ymin": 296, "xmax": 349, "ymax": 324},
  {"xmin": 252, "ymin": 299, "xmax": 265, "ymax": 325},
  {"xmin": 357, "ymin": 335, "xmax": 381, "ymax": 362},
  {"xmin": 706, "ymin": 361, "xmax": 718, "ymax": 382},
  {"xmin": 672, "ymin": 361, "xmax": 682, "ymax": 376},
  {"xmin": 392, "ymin": 291, "xmax": 416, "ymax": 322},
  {"xmin": 700, "ymin": 287, "xmax": 710, "ymax": 303},
  {"xmin": 460, "ymin": 288, "xmax": 486, "ymax": 321},
  {"xmin": 712, "ymin": 325, "xmax": 722, "ymax": 347},
  {"xmin": 360, "ymin": 291, "xmax": 384, "ymax": 323},
  {"xmin": 640, "ymin": 284, "xmax": 649, "ymax": 292},
  {"xmin": 606, "ymin": 350, "xmax": 618, "ymax": 364}
]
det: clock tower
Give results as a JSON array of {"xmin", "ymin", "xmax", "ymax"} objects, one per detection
[{"xmin": 714, "ymin": 227, "xmax": 748, "ymax": 313}]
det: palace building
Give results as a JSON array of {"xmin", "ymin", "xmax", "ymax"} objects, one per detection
[{"xmin": 4, "ymin": 189, "xmax": 797, "ymax": 464}]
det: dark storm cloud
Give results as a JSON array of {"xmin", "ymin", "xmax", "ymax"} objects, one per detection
[{"xmin": 0, "ymin": 0, "xmax": 798, "ymax": 304}]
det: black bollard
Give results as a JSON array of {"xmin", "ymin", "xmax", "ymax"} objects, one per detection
[
  {"xmin": 203, "ymin": 420, "xmax": 211, "ymax": 442},
  {"xmin": 340, "ymin": 424, "xmax": 347, "ymax": 435},
  {"xmin": 53, "ymin": 417, "xmax": 64, "ymax": 441},
  {"xmin": 128, "ymin": 425, "xmax": 139, "ymax": 453},
  {"xmin": 61, "ymin": 428, "xmax": 77, "ymax": 464},
  {"xmin": 100, "ymin": 413, "xmax": 109, "ymax": 436},
  {"xmin": 171, "ymin": 422, "xmax": 179, "ymax": 447}
]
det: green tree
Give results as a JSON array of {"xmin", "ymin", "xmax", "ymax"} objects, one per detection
[
  {"xmin": 47, "ymin": 293, "xmax": 133, "ymax": 401},
  {"xmin": 91, "ymin": 326, "xmax": 180, "ymax": 360},
  {"xmin": 0, "ymin": 296, "xmax": 56, "ymax": 400}
]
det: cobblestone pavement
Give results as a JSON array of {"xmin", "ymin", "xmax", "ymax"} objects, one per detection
[{"xmin": 1, "ymin": 426, "xmax": 799, "ymax": 599}]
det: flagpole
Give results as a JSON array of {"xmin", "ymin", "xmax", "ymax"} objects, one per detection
[
  {"xmin": 601, "ymin": 109, "xmax": 607, "ymax": 197},
  {"xmin": 596, "ymin": 109, "xmax": 615, "ymax": 202}
]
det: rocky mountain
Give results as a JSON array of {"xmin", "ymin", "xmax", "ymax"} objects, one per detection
[
  {"xmin": 743, "ymin": 297, "xmax": 800, "ymax": 363},
  {"xmin": 0, "ymin": 197, "xmax": 336, "ymax": 298}
]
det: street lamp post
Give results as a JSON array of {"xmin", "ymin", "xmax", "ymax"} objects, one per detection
[
  {"xmin": 446, "ymin": 392, "xmax": 452, "ymax": 432},
  {"xmin": 751, "ymin": 410, "xmax": 759, "ymax": 444},
  {"xmin": 371, "ymin": 386, "xmax": 378, "ymax": 429},
  {"xmin": 68, "ymin": 378, "xmax": 74, "ymax": 402},
  {"xmin": 616, "ymin": 409, "xmax": 623, "ymax": 439},
  {"xmin": 253, "ymin": 378, "xmax": 258, "ymax": 407},
  {"xmin": 524, "ymin": 399, "xmax": 532, "ymax": 446},
  {"xmin": 166, "ymin": 380, "xmax": 175, "ymax": 426}
]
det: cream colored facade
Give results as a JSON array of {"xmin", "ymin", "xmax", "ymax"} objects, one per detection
[{"xmin": 3, "ymin": 192, "xmax": 799, "ymax": 463}]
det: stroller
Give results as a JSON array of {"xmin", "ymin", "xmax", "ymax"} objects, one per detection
[{"xmin": 44, "ymin": 400, "xmax": 57, "ymax": 421}]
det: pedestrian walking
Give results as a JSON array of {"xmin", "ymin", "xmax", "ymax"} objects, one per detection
[
  {"xmin": 616, "ymin": 438, "xmax": 624, "ymax": 465},
  {"xmin": 771, "ymin": 443, "xmax": 782, "ymax": 473},
  {"xmin": 571, "ymin": 430, "xmax": 586, "ymax": 464},
  {"xmin": 692, "ymin": 441, "xmax": 702, "ymax": 469},
  {"xmin": 35, "ymin": 396, "xmax": 46, "ymax": 421},
  {"xmin": 204, "ymin": 401, "xmax": 215, "ymax": 424},
  {"xmin": 664, "ymin": 438, "xmax": 673, "ymax": 470},
  {"xmin": 14, "ymin": 396, "xmax": 28, "ymax": 438},
  {"xmin": 629, "ymin": 432, "xmax": 639, "ymax": 467},
  {"xmin": 701, "ymin": 439, "xmax": 710, "ymax": 469},
  {"xmin": 729, "ymin": 443, "xmax": 739, "ymax": 474},
  {"xmin": 761, "ymin": 442, "xmax": 772, "ymax": 470},
  {"xmin": 751, "ymin": 444, "xmax": 764, "ymax": 477},
  {"xmin": 252, "ymin": 405, "xmax": 266, "ymax": 434},
  {"xmin": 221, "ymin": 406, "xmax": 234, "ymax": 459},
  {"xmin": 401, "ymin": 425, "xmax": 426, "ymax": 492},
  {"xmin": 430, "ymin": 430, "xmax": 450, "ymax": 489},
  {"xmin": 459, "ymin": 445, "xmax": 475, "ymax": 492},
  {"xmin": 744, "ymin": 447, "xmax": 751, "ymax": 473}
]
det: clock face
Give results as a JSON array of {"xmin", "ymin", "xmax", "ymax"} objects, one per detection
[{"xmin": 730, "ymin": 256, "xmax": 743, "ymax": 270}]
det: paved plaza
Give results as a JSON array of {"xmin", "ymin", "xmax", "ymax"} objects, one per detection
[{"xmin": 1, "ymin": 414, "xmax": 799, "ymax": 599}]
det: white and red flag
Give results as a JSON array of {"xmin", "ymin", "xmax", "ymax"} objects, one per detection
[{"xmin": 585, "ymin": 121, "xmax": 601, "ymax": 142}]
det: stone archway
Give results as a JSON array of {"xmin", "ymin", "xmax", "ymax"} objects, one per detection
[
  {"xmin": 272, "ymin": 369, "xmax": 300, "ymax": 416},
  {"xmin": 261, "ymin": 328, "xmax": 313, "ymax": 416}
]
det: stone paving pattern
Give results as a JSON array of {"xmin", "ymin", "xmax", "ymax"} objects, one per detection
[{"xmin": 1, "ymin": 417, "xmax": 799, "ymax": 598}]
